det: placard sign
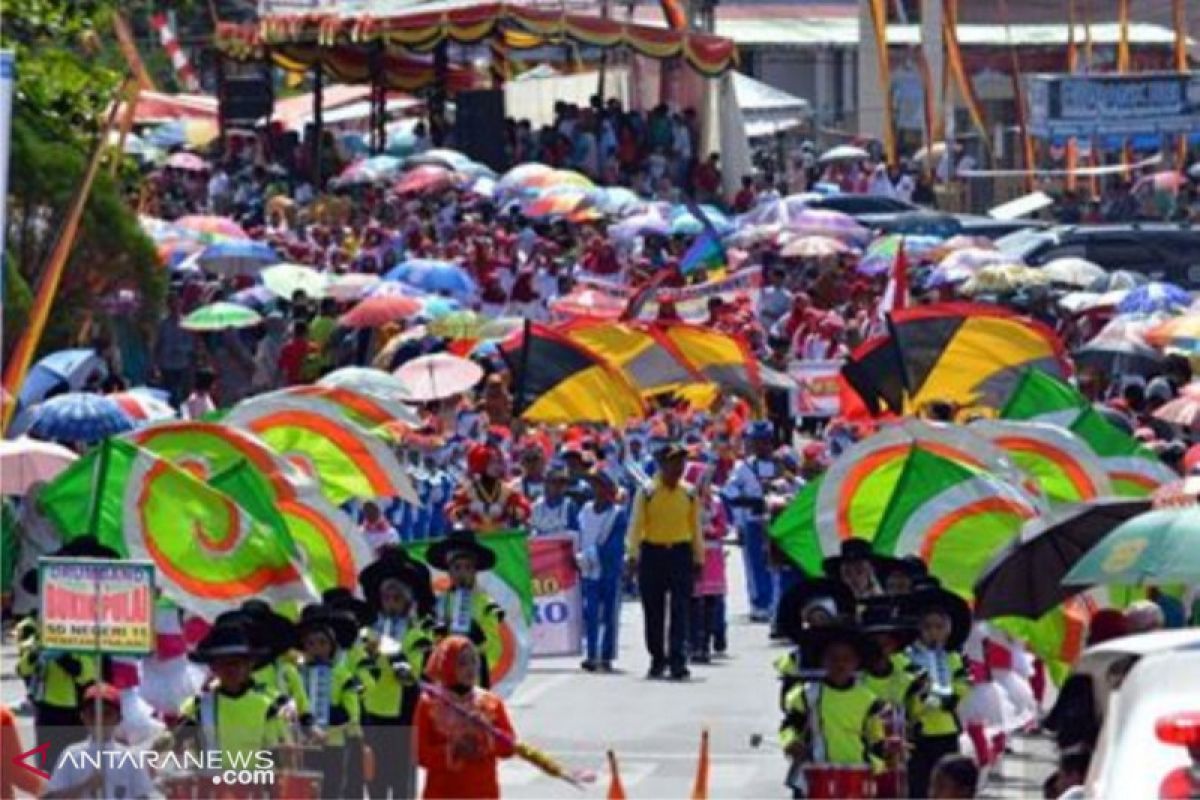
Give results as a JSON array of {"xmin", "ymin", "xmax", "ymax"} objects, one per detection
[{"xmin": 39, "ymin": 558, "xmax": 155, "ymax": 655}]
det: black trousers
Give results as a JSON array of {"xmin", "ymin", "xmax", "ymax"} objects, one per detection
[
  {"xmin": 909, "ymin": 732, "xmax": 961, "ymax": 799},
  {"xmin": 363, "ymin": 713, "xmax": 415, "ymax": 799},
  {"xmin": 638, "ymin": 543, "xmax": 693, "ymax": 670},
  {"xmin": 34, "ymin": 703, "xmax": 83, "ymax": 771}
]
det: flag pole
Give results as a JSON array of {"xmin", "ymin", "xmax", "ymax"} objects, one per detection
[{"xmin": 1, "ymin": 76, "xmax": 132, "ymax": 432}]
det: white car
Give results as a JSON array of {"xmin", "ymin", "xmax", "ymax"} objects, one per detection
[{"xmin": 1083, "ymin": 646, "xmax": 1200, "ymax": 799}]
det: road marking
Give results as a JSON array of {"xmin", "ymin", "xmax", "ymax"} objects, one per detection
[{"xmin": 509, "ymin": 673, "xmax": 573, "ymax": 707}]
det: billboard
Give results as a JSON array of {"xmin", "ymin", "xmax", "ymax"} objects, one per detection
[{"xmin": 1029, "ymin": 72, "xmax": 1200, "ymax": 139}]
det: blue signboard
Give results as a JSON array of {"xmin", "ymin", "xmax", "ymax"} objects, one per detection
[{"xmin": 1029, "ymin": 71, "xmax": 1200, "ymax": 139}]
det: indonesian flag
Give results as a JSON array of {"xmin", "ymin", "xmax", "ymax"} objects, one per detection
[{"xmin": 871, "ymin": 237, "xmax": 908, "ymax": 335}]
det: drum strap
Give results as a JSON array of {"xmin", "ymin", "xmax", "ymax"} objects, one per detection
[
  {"xmin": 305, "ymin": 664, "xmax": 333, "ymax": 728},
  {"xmin": 199, "ymin": 693, "xmax": 218, "ymax": 753},
  {"xmin": 448, "ymin": 590, "xmax": 473, "ymax": 635},
  {"xmin": 805, "ymin": 683, "xmax": 827, "ymax": 763}
]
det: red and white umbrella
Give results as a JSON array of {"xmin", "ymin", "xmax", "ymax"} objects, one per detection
[
  {"xmin": 395, "ymin": 164, "xmax": 459, "ymax": 196},
  {"xmin": 111, "ymin": 391, "xmax": 178, "ymax": 423},
  {"xmin": 780, "ymin": 235, "xmax": 851, "ymax": 260},
  {"xmin": 339, "ymin": 295, "xmax": 424, "ymax": 328},
  {"xmin": 0, "ymin": 437, "xmax": 78, "ymax": 495},
  {"xmin": 394, "ymin": 353, "xmax": 484, "ymax": 401},
  {"xmin": 549, "ymin": 288, "xmax": 628, "ymax": 321}
]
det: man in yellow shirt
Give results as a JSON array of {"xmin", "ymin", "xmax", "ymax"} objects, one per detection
[{"xmin": 626, "ymin": 445, "xmax": 703, "ymax": 680}]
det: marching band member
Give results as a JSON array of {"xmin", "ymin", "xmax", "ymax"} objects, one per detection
[
  {"xmin": 823, "ymin": 539, "xmax": 886, "ymax": 603},
  {"xmin": 779, "ymin": 625, "xmax": 890, "ymax": 799},
  {"xmin": 445, "ymin": 444, "xmax": 531, "ymax": 533},
  {"xmin": 528, "ymin": 463, "xmax": 580, "ymax": 539},
  {"xmin": 294, "ymin": 604, "xmax": 362, "ymax": 798},
  {"xmin": 902, "ymin": 584, "xmax": 974, "ymax": 798},
  {"xmin": 428, "ymin": 528, "xmax": 506, "ymax": 689},
  {"xmin": 722, "ymin": 421, "xmax": 784, "ymax": 622},
  {"xmin": 357, "ymin": 549, "xmax": 438, "ymax": 800},
  {"xmin": 176, "ymin": 621, "xmax": 286, "ymax": 770},
  {"xmin": 773, "ymin": 579, "xmax": 856, "ymax": 711},
  {"xmin": 576, "ymin": 470, "xmax": 628, "ymax": 672}
]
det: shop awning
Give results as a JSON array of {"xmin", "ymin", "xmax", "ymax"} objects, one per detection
[{"xmin": 217, "ymin": 0, "xmax": 738, "ymax": 89}]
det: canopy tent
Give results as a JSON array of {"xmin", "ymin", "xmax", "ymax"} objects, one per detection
[
  {"xmin": 272, "ymin": 83, "xmax": 423, "ymax": 129},
  {"xmin": 216, "ymin": 1, "xmax": 738, "ymax": 89},
  {"xmin": 731, "ymin": 71, "xmax": 810, "ymax": 139},
  {"xmin": 117, "ymin": 91, "xmax": 218, "ymax": 124}
]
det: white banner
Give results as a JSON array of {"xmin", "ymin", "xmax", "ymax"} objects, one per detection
[
  {"xmin": 529, "ymin": 536, "xmax": 583, "ymax": 657},
  {"xmin": 790, "ymin": 359, "xmax": 844, "ymax": 418}
]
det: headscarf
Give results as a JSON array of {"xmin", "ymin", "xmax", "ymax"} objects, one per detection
[{"xmin": 427, "ymin": 635, "xmax": 476, "ymax": 691}]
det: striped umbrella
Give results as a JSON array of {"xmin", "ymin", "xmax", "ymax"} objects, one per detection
[
  {"xmin": 785, "ymin": 209, "xmax": 869, "ymax": 244},
  {"xmin": 524, "ymin": 186, "xmax": 596, "ymax": 219},
  {"xmin": 27, "ymin": 393, "xmax": 135, "ymax": 444},
  {"xmin": 857, "ymin": 234, "xmax": 945, "ymax": 276},
  {"xmin": 110, "ymin": 391, "xmax": 178, "ymax": 424},
  {"xmin": 394, "ymin": 164, "xmax": 459, "ymax": 196},
  {"xmin": 781, "ymin": 235, "xmax": 852, "ymax": 260},
  {"xmin": 326, "ymin": 272, "xmax": 382, "ymax": 302},
  {"xmin": 174, "ymin": 215, "xmax": 248, "ymax": 241},
  {"xmin": 1116, "ymin": 282, "xmax": 1191, "ymax": 316}
]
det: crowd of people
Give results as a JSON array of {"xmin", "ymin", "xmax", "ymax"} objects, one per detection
[{"xmin": 4, "ymin": 90, "xmax": 1200, "ymax": 800}]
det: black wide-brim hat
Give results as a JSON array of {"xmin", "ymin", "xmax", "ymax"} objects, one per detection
[
  {"xmin": 426, "ymin": 528, "xmax": 497, "ymax": 572},
  {"xmin": 821, "ymin": 537, "xmax": 884, "ymax": 578},
  {"xmin": 900, "ymin": 585, "xmax": 973, "ymax": 651},
  {"xmin": 322, "ymin": 587, "xmax": 377, "ymax": 628},
  {"xmin": 22, "ymin": 536, "xmax": 121, "ymax": 594},
  {"xmin": 295, "ymin": 604, "xmax": 360, "ymax": 651},
  {"xmin": 189, "ymin": 621, "xmax": 268, "ymax": 664},
  {"xmin": 858, "ymin": 599, "xmax": 920, "ymax": 650},
  {"xmin": 238, "ymin": 600, "xmax": 298, "ymax": 656},
  {"xmin": 775, "ymin": 578, "xmax": 856, "ymax": 643},
  {"xmin": 359, "ymin": 545, "xmax": 436, "ymax": 616},
  {"xmin": 796, "ymin": 623, "xmax": 871, "ymax": 665}
]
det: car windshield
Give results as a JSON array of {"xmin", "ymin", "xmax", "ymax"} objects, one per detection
[{"xmin": 997, "ymin": 228, "xmax": 1056, "ymax": 261}]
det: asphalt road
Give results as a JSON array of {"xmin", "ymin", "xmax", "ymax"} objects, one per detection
[{"xmin": 1, "ymin": 554, "xmax": 1056, "ymax": 798}]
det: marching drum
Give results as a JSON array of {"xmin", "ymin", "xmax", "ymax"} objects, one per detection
[
  {"xmin": 801, "ymin": 764, "xmax": 877, "ymax": 799},
  {"xmin": 271, "ymin": 770, "xmax": 322, "ymax": 800}
]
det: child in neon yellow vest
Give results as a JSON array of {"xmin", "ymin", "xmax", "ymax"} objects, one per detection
[{"xmin": 427, "ymin": 528, "xmax": 505, "ymax": 689}]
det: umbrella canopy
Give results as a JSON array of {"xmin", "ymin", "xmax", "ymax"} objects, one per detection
[
  {"xmin": 261, "ymin": 263, "xmax": 329, "ymax": 299},
  {"xmin": 406, "ymin": 148, "xmax": 476, "ymax": 172},
  {"xmin": 146, "ymin": 119, "xmax": 218, "ymax": 149},
  {"xmin": 394, "ymin": 164, "xmax": 459, "ymax": 196},
  {"xmin": 427, "ymin": 311, "xmax": 523, "ymax": 342},
  {"xmin": 0, "ymin": 437, "xmax": 79, "ymax": 495},
  {"xmin": 384, "ymin": 259, "xmax": 476, "ymax": 298},
  {"xmin": 196, "ymin": 240, "xmax": 279, "ymax": 278},
  {"xmin": 1040, "ymin": 257, "xmax": 1107, "ymax": 288},
  {"xmin": 1116, "ymin": 282, "xmax": 1191, "ymax": 316},
  {"xmin": 18, "ymin": 348, "xmax": 107, "ymax": 407},
  {"xmin": 1074, "ymin": 317, "xmax": 1165, "ymax": 377},
  {"xmin": 317, "ymin": 367, "xmax": 413, "ymax": 402},
  {"xmin": 165, "ymin": 152, "xmax": 209, "ymax": 172},
  {"xmin": 960, "ymin": 264, "xmax": 1050, "ymax": 296},
  {"xmin": 818, "ymin": 144, "xmax": 869, "ymax": 163},
  {"xmin": 27, "ymin": 392, "xmax": 135, "ymax": 444},
  {"xmin": 548, "ymin": 288, "xmax": 628, "ymax": 321},
  {"xmin": 325, "ymin": 272, "xmax": 381, "ymax": 302},
  {"xmin": 337, "ymin": 154, "xmax": 403, "ymax": 185},
  {"xmin": 394, "ymin": 353, "xmax": 485, "ymax": 401},
  {"xmin": 182, "ymin": 302, "xmax": 263, "ymax": 332},
  {"xmin": 939, "ymin": 246, "xmax": 1011, "ymax": 272},
  {"xmin": 858, "ymin": 234, "xmax": 944, "ymax": 276},
  {"xmin": 227, "ymin": 285, "xmax": 276, "ymax": 310},
  {"xmin": 1064, "ymin": 508, "xmax": 1200, "ymax": 586},
  {"xmin": 780, "ymin": 235, "xmax": 850, "ymax": 259},
  {"xmin": 598, "ymin": 186, "xmax": 644, "ymax": 217},
  {"xmin": 973, "ymin": 499, "xmax": 1151, "ymax": 619},
  {"xmin": 339, "ymin": 295, "xmax": 423, "ymax": 328},
  {"xmin": 1153, "ymin": 394, "xmax": 1200, "ymax": 431},
  {"xmin": 109, "ymin": 391, "xmax": 178, "ymax": 424},
  {"xmin": 785, "ymin": 208, "xmax": 869, "ymax": 244},
  {"xmin": 501, "ymin": 324, "xmax": 646, "ymax": 425},
  {"xmin": 1145, "ymin": 315, "xmax": 1200, "ymax": 348},
  {"xmin": 1088, "ymin": 270, "xmax": 1147, "ymax": 293},
  {"xmin": 174, "ymin": 215, "xmax": 248, "ymax": 241},
  {"xmin": 524, "ymin": 186, "xmax": 595, "ymax": 219}
]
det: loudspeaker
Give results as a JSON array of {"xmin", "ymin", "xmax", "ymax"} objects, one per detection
[
  {"xmin": 220, "ymin": 60, "xmax": 273, "ymax": 124},
  {"xmin": 454, "ymin": 89, "xmax": 507, "ymax": 171}
]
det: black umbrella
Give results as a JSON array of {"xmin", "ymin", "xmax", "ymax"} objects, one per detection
[
  {"xmin": 1073, "ymin": 340, "xmax": 1165, "ymax": 378},
  {"xmin": 973, "ymin": 498, "xmax": 1151, "ymax": 620}
]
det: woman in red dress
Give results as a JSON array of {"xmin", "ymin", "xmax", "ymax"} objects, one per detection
[{"xmin": 416, "ymin": 636, "xmax": 516, "ymax": 799}]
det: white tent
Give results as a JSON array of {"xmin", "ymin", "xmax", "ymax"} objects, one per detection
[{"xmin": 732, "ymin": 72, "xmax": 811, "ymax": 139}]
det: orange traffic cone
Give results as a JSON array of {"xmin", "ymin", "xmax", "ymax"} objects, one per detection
[
  {"xmin": 691, "ymin": 729, "xmax": 710, "ymax": 800},
  {"xmin": 607, "ymin": 750, "xmax": 627, "ymax": 800}
]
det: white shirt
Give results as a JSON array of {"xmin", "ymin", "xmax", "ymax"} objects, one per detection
[
  {"xmin": 361, "ymin": 522, "xmax": 400, "ymax": 553},
  {"xmin": 45, "ymin": 739, "xmax": 158, "ymax": 799},
  {"xmin": 576, "ymin": 502, "xmax": 621, "ymax": 580},
  {"xmin": 182, "ymin": 392, "xmax": 215, "ymax": 420}
]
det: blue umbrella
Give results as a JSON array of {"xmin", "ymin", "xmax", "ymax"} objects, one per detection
[
  {"xmin": 599, "ymin": 187, "xmax": 645, "ymax": 217},
  {"xmin": 27, "ymin": 393, "xmax": 134, "ymax": 444},
  {"xmin": 17, "ymin": 349, "xmax": 107, "ymax": 408},
  {"xmin": 196, "ymin": 241, "xmax": 279, "ymax": 278},
  {"xmin": 385, "ymin": 259, "xmax": 477, "ymax": 298},
  {"xmin": 419, "ymin": 295, "xmax": 463, "ymax": 319},
  {"xmin": 1117, "ymin": 282, "xmax": 1191, "ymax": 316}
]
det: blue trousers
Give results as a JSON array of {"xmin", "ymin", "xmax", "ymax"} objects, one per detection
[
  {"xmin": 741, "ymin": 519, "xmax": 775, "ymax": 614},
  {"xmin": 582, "ymin": 575, "xmax": 621, "ymax": 662}
]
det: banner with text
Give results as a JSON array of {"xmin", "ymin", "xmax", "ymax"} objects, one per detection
[
  {"xmin": 790, "ymin": 359, "xmax": 844, "ymax": 418},
  {"xmin": 529, "ymin": 536, "xmax": 582, "ymax": 657},
  {"xmin": 640, "ymin": 267, "xmax": 762, "ymax": 322},
  {"xmin": 39, "ymin": 558, "xmax": 156, "ymax": 655}
]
